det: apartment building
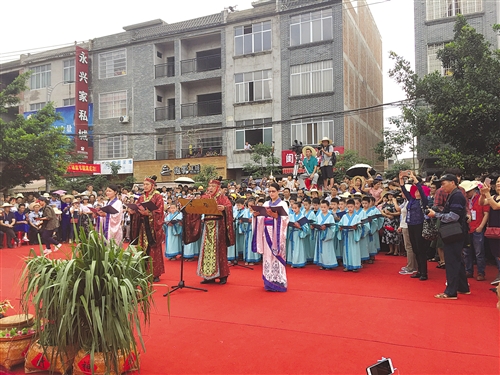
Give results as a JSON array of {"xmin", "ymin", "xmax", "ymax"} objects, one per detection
[{"xmin": 414, "ymin": 0, "xmax": 500, "ymax": 172}]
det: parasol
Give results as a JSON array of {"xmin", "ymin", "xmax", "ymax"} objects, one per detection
[{"xmin": 346, "ymin": 164, "xmax": 376, "ymax": 178}]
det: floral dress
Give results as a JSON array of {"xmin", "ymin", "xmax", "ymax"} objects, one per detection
[{"xmin": 381, "ymin": 203, "xmax": 400, "ymax": 245}]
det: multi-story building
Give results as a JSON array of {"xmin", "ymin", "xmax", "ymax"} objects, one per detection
[
  {"xmin": 90, "ymin": 0, "xmax": 382, "ymax": 181},
  {"xmin": 1, "ymin": 0, "xmax": 383, "ymax": 182},
  {"xmin": 414, "ymin": 0, "xmax": 500, "ymax": 172}
]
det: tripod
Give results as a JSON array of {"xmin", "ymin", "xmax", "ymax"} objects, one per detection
[
  {"xmin": 229, "ymin": 216, "xmax": 253, "ymax": 270},
  {"xmin": 164, "ymin": 198, "xmax": 207, "ymax": 295}
]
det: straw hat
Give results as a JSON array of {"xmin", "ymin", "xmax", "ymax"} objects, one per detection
[
  {"xmin": 1, "ymin": 203, "xmax": 14, "ymax": 208},
  {"xmin": 62, "ymin": 194, "xmax": 75, "ymax": 201},
  {"xmin": 459, "ymin": 180, "xmax": 478, "ymax": 193},
  {"xmin": 319, "ymin": 137, "xmax": 332, "ymax": 144},
  {"xmin": 339, "ymin": 192, "xmax": 351, "ymax": 199},
  {"xmin": 72, "ymin": 199, "xmax": 79, "ymax": 204},
  {"xmin": 42, "ymin": 193, "xmax": 50, "ymax": 198},
  {"xmin": 198, "ymin": 186, "xmax": 204, "ymax": 191},
  {"xmin": 29, "ymin": 202, "xmax": 40, "ymax": 210},
  {"xmin": 15, "ymin": 193, "xmax": 24, "ymax": 198},
  {"xmin": 53, "ymin": 208, "xmax": 62, "ymax": 215},
  {"xmin": 302, "ymin": 145, "xmax": 317, "ymax": 157}
]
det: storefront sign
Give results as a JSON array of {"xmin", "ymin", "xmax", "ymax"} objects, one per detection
[
  {"xmin": 67, "ymin": 163, "xmax": 101, "ymax": 174},
  {"xmin": 75, "ymin": 46, "xmax": 92, "ymax": 161},
  {"xmin": 160, "ymin": 163, "xmax": 201, "ymax": 176},
  {"xmin": 94, "ymin": 159, "xmax": 133, "ymax": 175}
]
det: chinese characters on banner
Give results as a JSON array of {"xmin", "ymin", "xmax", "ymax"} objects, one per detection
[
  {"xmin": 75, "ymin": 46, "xmax": 92, "ymax": 161},
  {"xmin": 67, "ymin": 163, "xmax": 101, "ymax": 174}
]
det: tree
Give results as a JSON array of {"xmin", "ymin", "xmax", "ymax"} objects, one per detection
[
  {"xmin": 194, "ymin": 165, "xmax": 218, "ymax": 188},
  {"xmin": 108, "ymin": 161, "xmax": 122, "ymax": 178},
  {"xmin": 0, "ymin": 73, "xmax": 74, "ymax": 193},
  {"xmin": 242, "ymin": 143, "xmax": 280, "ymax": 178},
  {"xmin": 332, "ymin": 150, "xmax": 372, "ymax": 183},
  {"xmin": 388, "ymin": 15, "xmax": 500, "ymax": 175},
  {"xmin": 384, "ymin": 160, "xmax": 412, "ymax": 181}
]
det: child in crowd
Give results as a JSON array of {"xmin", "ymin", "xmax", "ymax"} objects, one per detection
[
  {"xmin": 338, "ymin": 199, "xmax": 362, "ymax": 272},
  {"xmin": 287, "ymin": 202, "xmax": 309, "ymax": 268},
  {"xmin": 244, "ymin": 198, "xmax": 260, "ymax": 264},
  {"xmin": 164, "ymin": 203, "xmax": 183, "ymax": 260},
  {"xmin": 314, "ymin": 200, "xmax": 338, "ymax": 270}
]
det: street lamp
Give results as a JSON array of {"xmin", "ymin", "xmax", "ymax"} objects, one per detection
[{"xmin": 46, "ymin": 80, "xmax": 75, "ymax": 104}]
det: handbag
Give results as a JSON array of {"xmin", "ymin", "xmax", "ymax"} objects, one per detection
[
  {"xmin": 439, "ymin": 221, "xmax": 464, "ymax": 244},
  {"xmin": 484, "ymin": 227, "xmax": 500, "ymax": 239},
  {"xmin": 422, "ymin": 219, "xmax": 439, "ymax": 241}
]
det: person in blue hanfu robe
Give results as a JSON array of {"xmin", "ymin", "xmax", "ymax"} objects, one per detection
[
  {"xmin": 338, "ymin": 199, "xmax": 363, "ymax": 272},
  {"xmin": 228, "ymin": 199, "xmax": 247, "ymax": 262},
  {"xmin": 243, "ymin": 198, "xmax": 260, "ymax": 264},
  {"xmin": 163, "ymin": 204, "xmax": 183, "ymax": 260},
  {"xmin": 287, "ymin": 202, "xmax": 309, "ymax": 268},
  {"xmin": 302, "ymin": 198, "xmax": 317, "ymax": 262},
  {"xmin": 314, "ymin": 200, "xmax": 338, "ymax": 270},
  {"xmin": 356, "ymin": 198, "xmax": 371, "ymax": 262},
  {"xmin": 368, "ymin": 196, "xmax": 383, "ymax": 259},
  {"xmin": 183, "ymin": 213, "xmax": 202, "ymax": 260}
]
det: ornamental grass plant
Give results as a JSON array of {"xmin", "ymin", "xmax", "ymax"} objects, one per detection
[{"xmin": 21, "ymin": 228, "xmax": 155, "ymax": 374}]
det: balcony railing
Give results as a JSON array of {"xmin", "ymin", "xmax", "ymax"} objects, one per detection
[
  {"xmin": 156, "ymin": 150, "xmax": 175, "ymax": 160},
  {"xmin": 181, "ymin": 146, "xmax": 223, "ymax": 159},
  {"xmin": 155, "ymin": 62, "xmax": 175, "ymax": 78},
  {"xmin": 180, "ymin": 54, "xmax": 221, "ymax": 74},
  {"xmin": 155, "ymin": 106, "xmax": 175, "ymax": 121},
  {"xmin": 181, "ymin": 99, "xmax": 222, "ymax": 118}
]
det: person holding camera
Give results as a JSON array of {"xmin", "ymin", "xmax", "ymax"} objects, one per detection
[
  {"xmin": 317, "ymin": 137, "xmax": 336, "ymax": 191},
  {"xmin": 298, "ymin": 146, "xmax": 319, "ymax": 191},
  {"xmin": 400, "ymin": 170, "xmax": 429, "ymax": 281}
]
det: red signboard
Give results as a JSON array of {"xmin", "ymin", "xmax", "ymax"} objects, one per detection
[
  {"xmin": 67, "ymin": 163, "xmax": 101, "ymax": 174},
  {"xmin": 281, "ymin": 147, "xmax": 345, "ymax": 167},
  {"xmin": 75, "ymin": 46, "xmax": 92, "ymax": 161}
]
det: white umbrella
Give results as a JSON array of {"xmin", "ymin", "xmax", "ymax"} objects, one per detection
[
  {"xmin": 174, "ymin": 177, "xmax": 195, "ymax": 184},
  {"xmin": 346, "ymin": 164, "xmax": 376, "ymax": 178}
]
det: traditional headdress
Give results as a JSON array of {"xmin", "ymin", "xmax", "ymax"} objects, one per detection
[
  {"xmin": 144, "ymin": 175, "xmax": 158, "ymax": 185},
  {"xmin": 209, "ymin": 176, "xmax": 223, "ymax": 186}
]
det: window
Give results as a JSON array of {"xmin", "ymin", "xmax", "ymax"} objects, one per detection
[
  {"xmin": 30, "ymin": 102, "xmax": 46, "ymax": 111},
  {"xmin": 291, "ymin": 116, "xmax": 334, "ymax": 146},
  {"xmin": 235, "ymin": 118, "xmax": 272, "ymax": 150},
  {"xmin": 99, "ymin": 135, "xmax": 128, "ymax": 159},
  {"xmin": 235, "ymin": 21, "xmax": 272, "ymax": 55},
  {"xmin": 63, "ymin": 98, "xmax": 75, "ymax": 106},
  {"xmin": 290, "ymin": 60, "xmax": 333, "ymax": 96},
  {"xmin": 235, "ymin": 70, "xmax": 272, "ymax": 103},
  {"xmin": 181, "ymin": 128, "xmax": 223, "ymax": 157},
  {"xmin": 426, "ymin": 0, "xmax": 482, "ymax": 21},
  {"xmin": 427, "ymin": 44, "xmax": 453, "ymax": 75},
  {"xmin": 30, "ymin": 64, "xmax": 51, "ymax": 89},
  {"xmin": 99, "ymin": 49, "xmax": 127, "ymax": 79},
  {"xmin": 63, "ymin": 59, "xmax": 75, "ymax": 82},
  {"xmin": 99, "ymin": 91, "xmax": 127, "ymax": 119},
  {"xmin": 290, "ymin": 9, "xmax": 333, "ymax": 46}
]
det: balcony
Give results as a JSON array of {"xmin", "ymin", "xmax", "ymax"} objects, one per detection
[
  {"xmin": 155, "ymin": 106, "xmax": 175, "ymax": 121},
  {"xmin": 181, "ymin": 54, "xmax": 221, "ymax": 75},
  {"xmin": 181, "ymin": 99, "xmax": 222, "ymax": 118},
  {"xmin": 155, "ymin": 62, "xmax": 175, "ymax": 78}
]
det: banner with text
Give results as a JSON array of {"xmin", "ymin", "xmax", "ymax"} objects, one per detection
[{"xmin": 75, "ymin": 46, "xmax": 92, "ymax": 161}]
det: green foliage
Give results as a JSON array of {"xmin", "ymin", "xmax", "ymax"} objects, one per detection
[
  {"xmin": 108, "ymin": 161, "xmax": 122, "ymax": 177},
  {"xmin": 384, "ymin": 161, "xmax": 413, "ymax": 181},
  {"xmin": 0, "ymin": 73, "xmax": 74, "ymax": 192},
  {"xmin": 21, "ymin": 229, "xmax": 155, "ymax": 373},
  {"xmin": 374, "ymin": 116, "xmax": 416, "ymax": 162},
  {"xmin": 332, "ymin": 150, "xmax": 372, "ymax": 182},
  {"xmin": 194, "ymin": 165, "xmax": 218, "ymax": 188},
  {"xmin": 389, "ymin": 16, "xmax": 500, "ymax": 175},
  {"xmin": 242, "ymin": 143, "xmax": 280, "ymax": 177}
]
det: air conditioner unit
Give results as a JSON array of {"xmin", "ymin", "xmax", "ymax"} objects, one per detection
[{"xmin": 119, "ymin": 115, "xmax": 130, "ymax": 124}]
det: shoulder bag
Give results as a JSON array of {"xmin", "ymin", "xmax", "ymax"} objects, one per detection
[{"xmin": 438, "ymin": 190, "xmax": 465, "ymax": 245}]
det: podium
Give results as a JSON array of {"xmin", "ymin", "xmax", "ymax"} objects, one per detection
[{"xmin": 166, "ymin": 198, "xmax": 222, "ymax": 295}]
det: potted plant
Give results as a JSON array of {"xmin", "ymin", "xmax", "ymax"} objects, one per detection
[{"xmin": 21, "ymin": 228, "xmax": 155, "ymax": 375}]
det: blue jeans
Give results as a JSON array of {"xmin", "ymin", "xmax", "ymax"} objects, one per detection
[{"xmin": 463, "ymin": 231, "xmax": 486, "ymax": 276}]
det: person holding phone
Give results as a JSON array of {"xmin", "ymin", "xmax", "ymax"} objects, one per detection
[
  {"xmin": 400, "ymin": 170, "xmax": 430, "ymax": 281},
  {"xmin": 479, "ymin": 176, "xmax": 500, "ymax": 286}
]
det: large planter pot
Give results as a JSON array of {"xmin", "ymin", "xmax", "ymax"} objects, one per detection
[
  {"xmin": 24, "ymin": 340, "xmax": 75, "ymax": 374},
  {"xmin": 72, "ymin": 349, "xmax": 139, "ymax": 375},
  {"xmin": 0, "ymin": 314, "xmax": 36, "ymax": 370}
]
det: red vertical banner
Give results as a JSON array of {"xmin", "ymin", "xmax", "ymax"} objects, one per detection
[{"xmin": 75, "ymin": 46, "xmax": 91, "ymax": 161}]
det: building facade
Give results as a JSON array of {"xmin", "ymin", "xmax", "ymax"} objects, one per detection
[
  {"xmin": 1, "ymin": 0, "xmax": 383, "ymax": 181},
  {"xmin": 414, "ymin": 0, "xmax": 500, "ymax": 172}
]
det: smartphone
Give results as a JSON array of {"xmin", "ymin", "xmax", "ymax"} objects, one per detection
[
  {"xmin": 407, "ymin": 171, "xmax": 411, "ymax": 176},
  {"xmin": 366, "ymin": 358, "xmax": 394, "ymax": 375},
  {"xmin": 484, "ymin": 177, "xmax": 491, "ymax": 186}
]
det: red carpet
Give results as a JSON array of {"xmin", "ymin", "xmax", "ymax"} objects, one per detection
[{"xmin": 1, "ymin": 244, "xmax": 498, "ymax": 375}]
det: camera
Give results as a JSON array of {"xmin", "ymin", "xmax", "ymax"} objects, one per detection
[{"xmin": 424, "ymin": 208, "xmax": 431, "ymax": 215}]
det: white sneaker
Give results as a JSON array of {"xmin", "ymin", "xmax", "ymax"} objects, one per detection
[
  {"xmin": 54, "ymin": 244, "xmax": 62, "ymax": 252},
  {"xmin": 43, "ymin": 249, "xmax": 52, "ymax": 255}
]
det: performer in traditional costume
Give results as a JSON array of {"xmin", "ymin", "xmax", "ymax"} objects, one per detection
[
  {"xmin": 163, "ymin": 204, "xmax": 183, "ymax": 260},
  {"xmin": 243, "ymin": 198, "xmax": 260, "ymax": 264},
  {"xmin": 96, "ymin": 184, "xmax": 124, "ymax": 244},
  {"xmin": 252, "ymin": 182, "xmax": 289, "ymax": 292},
  {"xmin": 130, "ymin": 175, "xmax": 165, "ymax": 282},
  {"xmin": 338, "ymin": 199, "xmax": 363, "ymax": 272},
  {"xmin": 314, "ymin": 200, "xmax": 338, "ymax": 269},
  {"xmin": 197, "ymin": 178, "xmax": 235, "ymax": 284}
]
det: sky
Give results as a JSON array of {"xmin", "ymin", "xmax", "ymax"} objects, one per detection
[{"xmin": 0, "ymin": 0, "xmax": 415, "ymax": 153}]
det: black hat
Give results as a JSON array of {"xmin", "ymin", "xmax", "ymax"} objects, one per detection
[{"xmin": 437, "ymin": 173, "xmax": 458, "ymax": 184}]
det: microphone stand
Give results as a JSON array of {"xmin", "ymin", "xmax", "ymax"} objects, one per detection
[
  {"xmin": 164, "ymin": 197, "xmax": 207, "ymax": 295},
  {"xmin": 229, "ymin": 215, "xmax": 253, "ymax": 270}
]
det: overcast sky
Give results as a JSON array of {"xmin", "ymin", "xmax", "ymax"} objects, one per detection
[{"xmin": 0, "ymin": 0, "xmax": 415, "ymax": 149}]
